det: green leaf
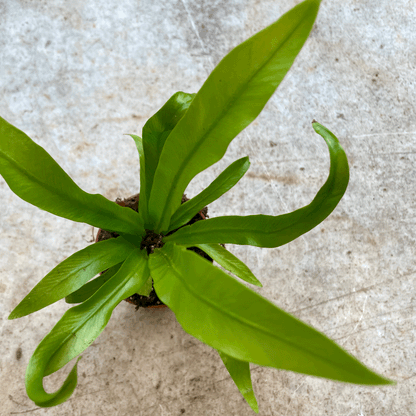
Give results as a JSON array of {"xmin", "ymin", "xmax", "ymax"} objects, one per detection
[
  {"xmin": 25, "ymin": 248, "xmax": 149, "ymax": 407},
  {"xmin": 168, "ymin": 157, "xmax": 250, "ymax": 232},
  {"xmin": 148, "ymin": 0, "xmax": 321, "ymax": 232},
  {"xmin": 164, "ymin": 122, "xmax": 348, "ymax": 248},
  {"xmin": 149, "ymin": 243, "xmax": 392, "ymax": 385},
  {"xmin": 65, "ymin": 263, "xmax": 122, "ymax": 304},
  {"xmin": 141, "ymin": 92, "xmax": 195, "ymax": 226},
  {"xmin": 129, "ymin": 134, "xmax": 144, "ymax": 159},
  {"xmin": 0, "ymin": 116, "xmax": 143, "ymax": 235},
  {"xmin": 137, "ymin": 275, "xmax": 153, "ymax": 297},
  {"xmin": 218, "ymin": 351, "xmax": 258, "ymax": 413},
  {"xmin": 9, "ymin": 238, "xmax": 134, "ymax": 319},
  {"xmin": 129, "ymin": 134, "xmax": 149, "ymax": 223},
  {"xmin": 193, "ymin": 243, "xmax": 261, "ymax": 287}
]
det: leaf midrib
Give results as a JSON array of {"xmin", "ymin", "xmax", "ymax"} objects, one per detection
[
  {"xmin": 32, "ymin": 241, "xmax": 129, "ymax": 304},
  {"xmin": 170, "ymin": 163, "xmax": 339, "ymax": 241},
  {"xmin": 0, "ymin": 149, "xmax": 92, "ymax": 209},
  {"xmin": 159, "ymin": 248, "xmax": 365, "ymax": 378},
  {"xmin": 0, "ymin": 149, "xmax": 140, "ymax": 230},
  {"xmin": 156, "ymin": 10, "xmax": 312, "ymax": 230},
  {"xmin": 170, "ymin": 163, "xmax": 244, "ymax": 229},
  {"xmin": 172, "ymin": 204, "xmax": 324, "ymax": 239},
  {"xmin": 46, "ymin": 271, "xmax": 134, "ymax": 371}
]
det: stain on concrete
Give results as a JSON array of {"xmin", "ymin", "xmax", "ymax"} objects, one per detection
[{"xmin": 246, "ymin": 170, "xmax": 299, "ymax": 185}]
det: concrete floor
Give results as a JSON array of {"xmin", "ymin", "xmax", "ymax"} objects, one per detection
[{"xmin": 0, "ymin": 0, "xmax": 415, "ymax": 415}]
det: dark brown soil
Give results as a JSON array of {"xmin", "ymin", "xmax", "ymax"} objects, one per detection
[{"xmin": 96, "ymin": 193, "xmax": 211, "ymax": 309}]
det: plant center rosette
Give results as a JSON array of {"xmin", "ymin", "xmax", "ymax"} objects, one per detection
[{"xmin": 95, "ymin": 193, "xmax": 211, "ymax": 308}]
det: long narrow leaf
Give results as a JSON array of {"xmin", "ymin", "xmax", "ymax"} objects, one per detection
[
  {"xmin": 141, "ymin": 92, "xmax": 195, "ymax": 226},
  {"xmin": 66, "ymin": 260, "xmax": 151, "ymax": 300},
  {"xmin": 218, "ymin": 351, "xmax": 258, "ymax": 413},
  {"xmin": 129, "ymin": 134, "xmax": 148, "ymax": 222},
  {"xmin": 194, "ymin": 243, "xmax": 261, "ymax": 287},
  {"xmin": 168, "ymin": 157, "xmax": 250, "ymax": 232},
  {"xmin": 65, "ymin": 263, "xmax": 122, "ymax": 304},
  {"xmin": 148, "ymin": 0, "xmax": 321, "ymax": 231},
  {"xmin": 0, "ymin": 116, "xmax": 143, "ymax": 235},
  {"xmin": 164, "ymin": 122, "xmax": 348, "ymax": 248},
  {"xmin": 9, "ymin": 238, "xmax": 134, "ymax": 319},
  {"xmin": 149, "ymin": 243, "xmax": 392, "ymax": 385},
  {"xmin": 25, "ymin": 248, "xmax": 149, "ymax": 407}
]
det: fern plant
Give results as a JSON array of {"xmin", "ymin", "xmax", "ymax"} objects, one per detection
[{"xmin": 1, "ymin": 0, "xmax": 392, "ymax": 411}]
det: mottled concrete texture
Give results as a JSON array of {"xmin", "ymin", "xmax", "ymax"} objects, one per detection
[{"xmin": 0, "ymin": 0, "xmax": 415, "ymax": 415}]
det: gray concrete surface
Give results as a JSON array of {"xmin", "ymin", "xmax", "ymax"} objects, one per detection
[{"xmin": 0, "ymin": 0, "xmax": 415, "ymax": 415}]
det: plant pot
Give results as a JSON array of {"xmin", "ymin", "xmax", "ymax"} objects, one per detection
[{"xmin": 95, "ymin": 193, "xmax": 211, "ymax": 309}]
